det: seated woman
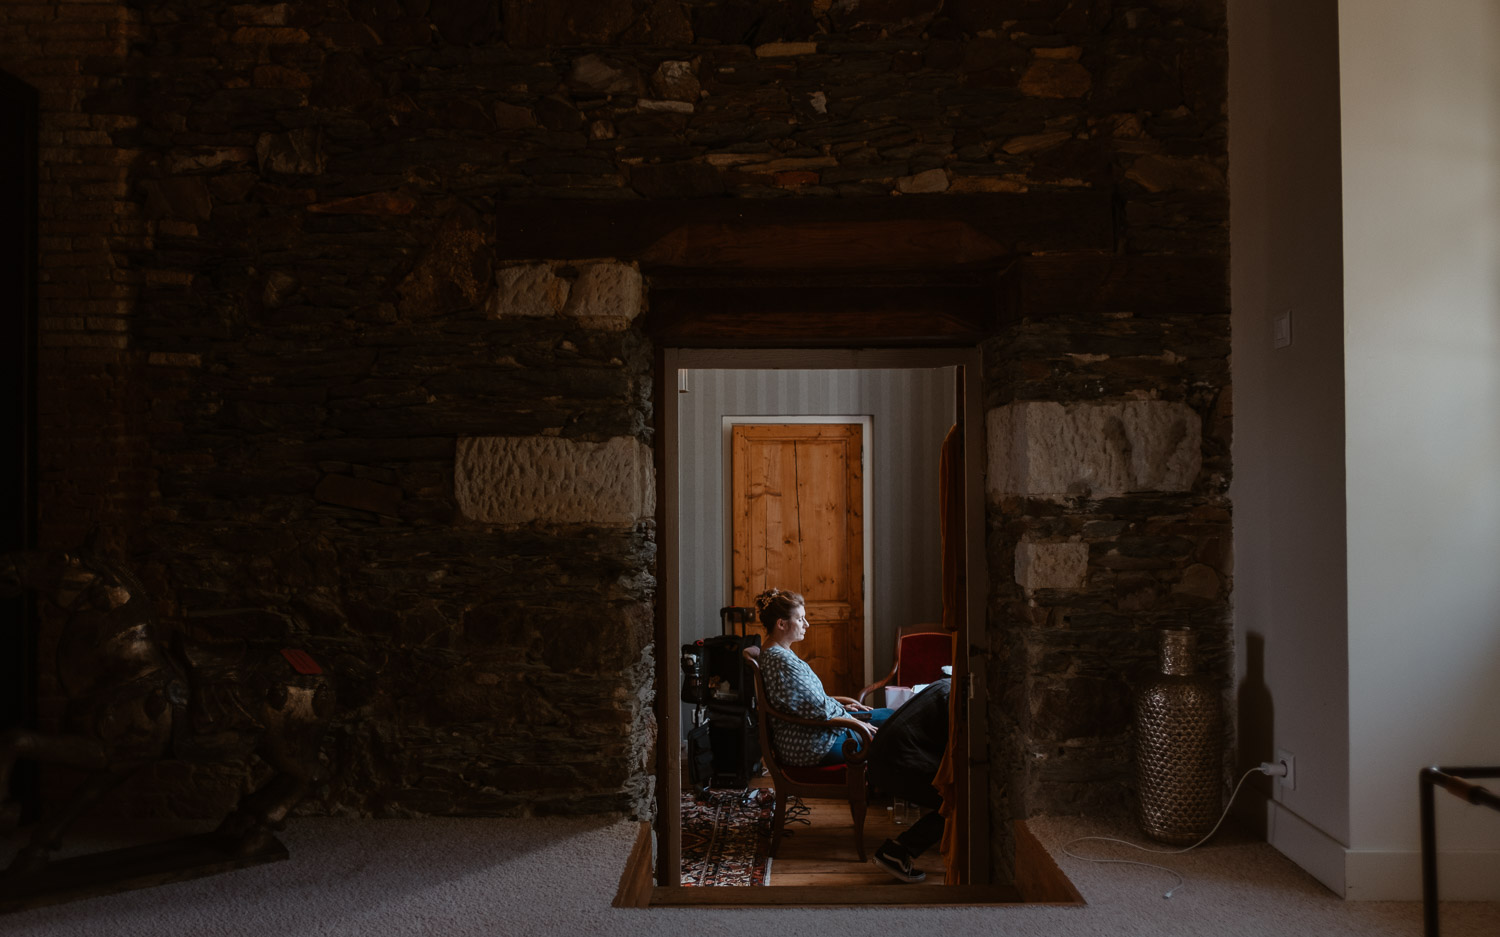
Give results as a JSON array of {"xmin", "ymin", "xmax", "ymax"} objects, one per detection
[{"xmin": 754, "ymin": 587, "xmax": 893, "ymax": 767}]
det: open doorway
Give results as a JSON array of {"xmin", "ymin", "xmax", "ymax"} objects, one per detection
[{"xmin": 656, "ymin": 348, "xmax": 991, "ymax": 899}]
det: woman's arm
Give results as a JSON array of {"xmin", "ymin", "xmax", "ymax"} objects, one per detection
[{"xmin": 832, "ymin": 695, "xmax": 872, "ymax": 711}]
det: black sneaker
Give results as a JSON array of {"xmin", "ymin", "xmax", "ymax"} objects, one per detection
[{"xmin": 871, "ymin": 839, "xmax": 926, "ymax": 883}]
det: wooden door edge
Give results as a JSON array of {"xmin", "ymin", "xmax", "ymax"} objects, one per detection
[
  {"xmin": 655, "ymin": 346, "xmax": 682, "ymax": 887},
  {"xmin": 959, "ymin": 354, "xmax": 991, "ymax": 883}
]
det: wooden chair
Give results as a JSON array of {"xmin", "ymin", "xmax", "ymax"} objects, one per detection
[
  {"xmin": 857, "ymin": 624, "xmax": 952, "ymax": 706},
  {"xmin": 742, "ymin": 644, "xmax": 874, "ymax": 862}
]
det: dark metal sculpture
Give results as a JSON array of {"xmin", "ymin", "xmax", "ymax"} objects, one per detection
[{"xmin": 0, "ymin": 550, "xmax": 333, "ymax": 906}]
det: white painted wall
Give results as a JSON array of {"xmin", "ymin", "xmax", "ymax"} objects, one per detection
[
  {"xmin": 1339, "ymin": 0, "xmax": 1500, "ymax": 899},
  {"xmin": 1228, "ymin": 0, "xmax": 1352, "ymax": 881},
  {"xmin": 1232, "ymin": 0, "xmax": 1500, "ymax": 900}
]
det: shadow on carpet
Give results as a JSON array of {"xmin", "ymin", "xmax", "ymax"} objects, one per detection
[{"xmin": 680, "ymin": 787, "xmax": 775, "ymax": 886}]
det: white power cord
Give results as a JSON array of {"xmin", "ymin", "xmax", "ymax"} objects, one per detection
[{"xmin": 1061, "ymin": 760, "xmax": 1288, "ymax": 899}]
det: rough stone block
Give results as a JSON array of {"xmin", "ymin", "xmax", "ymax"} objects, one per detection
[
  {"xmin": 492, "ymin": 101, "xmax": 537, "ymax": 130},
  {"xmin": 148, "ymin": 352, "xmax": 202, "ymax": 367},
  {"xmin": 169, "ymin": 147, "xmax": 256, "ymax": 173},
  {"xmin": 505, "ymin": 0, "xmax": 634, "ymax": 47},
  {"xmin": 775, "ymin": 170, "xmax": 819, "ymax": 186},
  {"xmin": 1019, "ymin": 60, "xmax": 1092, "ymax": 98},
  {"xmin": 570, "ymin": 54, "xmax": 643, "ymax": 94},
  {"xmin": 140, "ymin": 178, "xmax": 212, "ymax": 222},
  {"xmin": 651, "ymin": 60, "xmax": 700, "ymax": 102},
  {"xmin": 563, "ymin": 263, "xmax": 642, "ymax": 325},
  {"xmin": 1002, "ymin": 131, "xmax": 1072, "ymax": 155},
  {"xmin": 987, "ymin": 400, "xmax": 1201, "ymax": 500},
  {"xmin": 949, "ymin": 176, "xmax": 1028, "ymax": 193},
  {"xmin": 755, "ymin": 42, "xmax": 818, "ymax": 57},
  {"xmin": 255, "ymin": 127, "xmax": 323, "ymax": 175},
  {"xmin": 1016, "ymin": 541, "xmax": 1089, "ymax": 592},
  {"xmin": 396, "ymin": 219, "xmax": 490, "ymax": 319},
  {"xmin": 487, "ymin": 264, "xmax": 569, "ymax": 318},
  {"xmin": 455, "ymin": 436, "xmax": 655, "ymax": 526},
  {"xmin": 1125, "ymin": 155, "xmax": 1226, "ymax": 194},
  {"xmin": 230, "ymin": 26, "xmax": 309, "ymax": 44},
  {"xmin": 253, "ymin": 64, "xmax": 310, "ymax": 89},
  {"xmin": 829, "ymin": 0, "xmax": 943, "ymax": 30},
  {"xmin": 431, "ymin": 0, "xmax": 500, "ymax": 45},
  {"xmin": 897, "ymin": 168, "xmax": 948, "ymax": 193},
  {"xmin": 534, "ymin": 96, "xmax": 584, "ymax": 131},
  {"xmin": 307, "ymin": 191, "xmax": 418, "ymax": 215},
  {"xmin": 229, "ymin": 5, "xmax": 291, "ymax": 26},
  {"xmin": 638, "ymin": 99, "xmax": 694, "ymax": 113},
  {"xmin": 311, "ymin": 52, "xmax": 384, "ymax": 108},
  {"xmin": 313, "ymin": 473, "xmax": 403, "ymax": 516},
  {"xmin": 1172, "ymin": 563, "xmax": 1222, "ymax": 602}
]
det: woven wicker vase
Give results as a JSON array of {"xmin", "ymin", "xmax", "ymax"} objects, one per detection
[{"xmin": 1134, "ymin": 628, "xmax": 1222, "ymax": 845}]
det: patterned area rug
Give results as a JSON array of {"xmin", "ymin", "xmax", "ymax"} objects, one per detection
[{"xmin": 680, "ymin": 787, "xmax": 775, "ymax": 886}]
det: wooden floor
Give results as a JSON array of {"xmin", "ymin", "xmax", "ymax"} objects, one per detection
[
  {"xmin": 621, "ymin": 778, "xmax": 1067, "ymax": 907},
  {"xmin": 762, "ymin": 784, "xmax": 946, "ymax": 887},
  {"xmin": 690, "ymin": 775, "xmax": 947, "ymax": 887}
]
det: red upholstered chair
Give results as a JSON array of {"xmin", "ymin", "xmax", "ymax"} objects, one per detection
[
  {"xmin": 857, "ymin": 625, "xmax": 953, "ymax": 706},
  {"xmin": 742, "ymin": 644, "xmax": 874, "ymax": 862}
]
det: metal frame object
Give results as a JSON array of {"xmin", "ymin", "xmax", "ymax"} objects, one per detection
[{"xmin": 1419, "ymin": 765, "xmax": 1500, "ymax": 937}]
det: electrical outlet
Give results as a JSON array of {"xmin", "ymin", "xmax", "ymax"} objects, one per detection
[
  {"xmin": 1275, "ymin": 748, "xmax": 1297, "ymax": 791},
  {"xmin": 1272, "ymin": 310, "xmax": 1292, "ymax": 348}
]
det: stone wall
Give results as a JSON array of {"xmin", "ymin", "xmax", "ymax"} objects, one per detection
[
  {"xmin": 0, "ymin": 2, "xmax": 148, "ymax": 555},
  {"xmin": 3, "ymin": 0, "xmax": 1231, "ymax": 847}
]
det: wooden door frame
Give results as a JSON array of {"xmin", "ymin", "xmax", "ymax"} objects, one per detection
[
  {"xmin": 657, "ymin": 347, "xmax": 990, "ymax": 889},
  {"xmin": 723, "ymin": 415, "xmax": 875, "ymax": 687}
]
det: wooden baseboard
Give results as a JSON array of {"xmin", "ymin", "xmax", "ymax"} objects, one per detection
[
  {"xmin": 611, "ymin": 821, "xmax": 655, "ymax": 908},
  {"xmin": 1013, "ymin": 819, "xmax": 1086, "ymax": 905}
]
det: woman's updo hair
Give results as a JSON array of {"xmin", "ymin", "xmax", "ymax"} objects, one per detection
[{"xmin": 754, "ymin": 587, "xmax": 805, "ymax": 633}]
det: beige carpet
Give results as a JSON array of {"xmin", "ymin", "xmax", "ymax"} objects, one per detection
[{"xmin": 3, "ymin": 814, "xmax": 1497, "ymax": 936}]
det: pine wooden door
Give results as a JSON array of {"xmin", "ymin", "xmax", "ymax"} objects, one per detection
[{"xmin": 730, "ymin": 423, "xmax": 865, "ymax": 697}]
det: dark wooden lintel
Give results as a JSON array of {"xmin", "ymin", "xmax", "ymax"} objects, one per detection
[
  {"xmin": 646, "ymin": 266, "xmax": 1003, "ymax": 290},
  {"xmin": 1002, "ymin": 252, "xmax": 1229, "ymax": 322},
  {"xmin": 494, "ymin": 192, "xmax": 1113, "ymax": 265},
  {"xmin": 645, "ymin": 283, "xmax": 995, "ymax": 347}
]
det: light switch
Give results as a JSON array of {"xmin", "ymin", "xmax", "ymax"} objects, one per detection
[{"xmin": 1272, "ymin": 310, "xmax": 1292, "ymax": 348}]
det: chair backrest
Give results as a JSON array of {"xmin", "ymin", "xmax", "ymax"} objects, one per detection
[
  {"xmin": 895, "ymin": 629, "xmax": 952, "ymax": 688},
  {"xmin": 741, "ymin": 645, "xmax": 787, "ymax": 780}
]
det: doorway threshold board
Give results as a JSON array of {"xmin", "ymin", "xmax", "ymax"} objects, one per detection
[
  {"xmin": 616, "ymin": 820, "xmax": 1085, "ymax": 908},
  {"xmin": 649, "ymin": 883, "xmax": 1023, "ymax": 907}
]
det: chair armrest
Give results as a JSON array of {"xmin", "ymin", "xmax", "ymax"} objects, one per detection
[
  {"xmin": 829, "ymin": 717, "xmax": 873, "ymax": 763},
  {"xmin": 763, "ymin": 707, "xmax": 853, "ymax": 730},
  {"xmin": 841, "ymin": 736, "xmax": 872, "ymax": 765},
  {"xmin": 828, "ymin": 716, "xmax": 874, "ymax": 739}
]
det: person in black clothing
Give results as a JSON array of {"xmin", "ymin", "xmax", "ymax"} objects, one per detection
[{"xmin": 865, "ymin": 677, "xmax": 950, "ymax": 883}]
